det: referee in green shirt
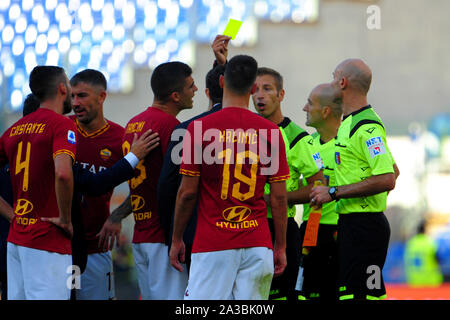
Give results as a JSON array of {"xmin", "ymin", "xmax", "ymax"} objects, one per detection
[
  {"xmin": 299, "ymin": 83, "xmax": 342, "ymax": 300},
  {"xmin": 252, "ymin": 67, "xmax": 325, "ymax": 300},
  {"xmin": 310, "ymin": 59, "xmax": 399, "ymax": 300}
]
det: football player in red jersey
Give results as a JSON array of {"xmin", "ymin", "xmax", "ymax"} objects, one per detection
[
  {"xmin": 107, "ymin": 62, "xmax": 197, "ymax": 300},
  {"xmin": 0, "ymin": 66, "xmax": 75, "ymax": 300},
  {"xmin": 170, "ymin": 55, "xmax": 289, "ymax": 300},
  {"xmin": 69, "ymin": 69, "xmax": 125, "ymax": 300}
]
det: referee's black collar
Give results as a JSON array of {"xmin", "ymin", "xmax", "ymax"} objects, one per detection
[
  {"xmin": 278, "ymin": 117, "xmax": 291, "ymax": 129},
  {"xmin": 343, "ymin": 105, "xmax": 372, "ymax": 121}
]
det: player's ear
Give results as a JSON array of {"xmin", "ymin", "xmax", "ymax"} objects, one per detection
[
  {"xmin": 98, "ymin": 90, "xmax": 107, "ymax": 104},
  {"xmin": 219, "ymin": 75, "xmax": 224, "ymax": 89},
  {"xmin": 170, "ymin": 91, "xmax": 180, "ymax": 103},
  {"xmin": 340, "ymin": 76, "xmax": 348, "ymax": 90},
  {"xmin": 59, "ymin": 82, "xmax": 67, "ymax": 96},
  {"xmin": 322, "ymin": 106, "xmax": 331, "ymax": 118},
  {"xmin": 278, "ymin": 88, "xmax": 285, "ymax": 101},
  {"xmin": 205, "ymin": 88, "xmax": 210, "ymax": 100},
  {"xmin": 250, "ymin": 83, "xmax": 257, "ymax": 95}
]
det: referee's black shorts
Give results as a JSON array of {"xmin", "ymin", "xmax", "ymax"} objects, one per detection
[
  {"xmin": 268, "ymin": 217, "xmax": 301, "ymax": 301},
  {"xmin": 298, "ymin": 221, "xmax": 339, "ymax": 301},
  {"xmin": 337, "ymin": 212, "xmax": 390, "ymax": 300}
]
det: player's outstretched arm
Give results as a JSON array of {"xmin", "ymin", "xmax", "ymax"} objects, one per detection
[
  {"xmin": 42, "ymin": 153, "xmax": 74, "ymax": 238},
  {"xmin": 0, "ymin": 195, "xmax": 14, "ymax": 222},
  {"xmin": 76, "ymin": 129, "xmax": 160, "ymax": 196},
  {"xmin": 269, "ymin": 180, "xmax": 288, "ymax": 277},
  {"xmin": 170, "ymin": 175, "xmax": 199, "ymax": 273},
  {"xmin": 97, "ymin": 194, "xmax": 132, "ymax": 251}
]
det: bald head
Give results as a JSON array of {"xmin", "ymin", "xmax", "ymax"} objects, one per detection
[
  {"xmin": 335, "ymin": 59, "xmax": 372, "ymax": 95},
  {"xmin": 310, "ymin": 83, "xmax": 342, "ymax": 118}
]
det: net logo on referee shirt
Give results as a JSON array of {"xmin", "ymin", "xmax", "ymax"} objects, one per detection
[
  {"xmin": 216, "ymin": 206, "xmax": 258, "ymax": 230},
  {"xmin": 312, "ymin": 152, "xmax": 324, "ymax": 170},
  {"xmin": 365, "ymin": 137, "xmax": 386, "ymax": 158}
]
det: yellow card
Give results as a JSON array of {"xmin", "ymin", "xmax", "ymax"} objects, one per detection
[{"xmin": 223, "ymin": 19, "xmax": 243, "ymax": 40}]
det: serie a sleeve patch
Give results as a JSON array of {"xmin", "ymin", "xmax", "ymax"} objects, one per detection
[
  {"xmin": 365, "ymin": 136, "xmax": 386, "ymax": 158},
  {"xmin": 67, "ymin": 130, "xmax": 76, "ymax": 145}
]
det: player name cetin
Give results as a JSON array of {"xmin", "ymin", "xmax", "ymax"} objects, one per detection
[
  {"xmin": 170, "ymin": 122, "xmax": 282, "ymax": 174},
  {"xmin": 125, "ymin": 121, "xmax": 145, "ymax": 134},
  {"xmin": 9, "ymin": 122, "xmax": 46, "ymax": 136}
]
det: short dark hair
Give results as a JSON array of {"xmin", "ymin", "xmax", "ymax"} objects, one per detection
[
  {"xmin": 224, "ymin": 55, "xmax": 258, "ymax": 95},
  {"xmin": 205, "ymin": 64, "xmax": 225, "ymax": 104},
  {"xmin": 150, "ymin": 61, "xmax": 192, "ymax": 102},
  {"xmin": 70, "ymin": 69, "xmax": 107, "ymax": 91},
  {"xmin": 29, "ymin": 66, "xmax": 67, "ymax": 102},
  {"xmin": 23, "ymin": 93, "xmax": 40, "ymax": 117},
  {"xmin": 256, "ymin": 67, "xmax": 283, "ymax": 91}
]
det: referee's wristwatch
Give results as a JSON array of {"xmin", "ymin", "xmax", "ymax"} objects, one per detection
[{"xmin": 328, "ymin": 186, "xmax": 338, "ymax": 201}]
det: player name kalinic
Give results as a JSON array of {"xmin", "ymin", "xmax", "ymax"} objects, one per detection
[{"xmin": 170, "ymin": 122, "xmax": 282, "ymax": 168}]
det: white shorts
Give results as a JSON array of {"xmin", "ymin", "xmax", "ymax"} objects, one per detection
[
  {"xmin": 7, "ymin": 242, "xmax": 72, "ymax": 300},
  {"xmin": 132, "ymin": 242, "xmax": 188, "ymax": 300},
  {"xmin": 75, "ymin": 252, "xmax": 115, "ymax": 300},
  {"xmin": 185, "ymin": 247, "xmax": 274, "ymax": 300}
]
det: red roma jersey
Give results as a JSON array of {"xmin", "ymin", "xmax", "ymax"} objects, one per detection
[
  {"xmin": 180, "ymin": 107, "xmax": 290, "ymax": 253},
  {"xmin": 123, "ymin": 107, "xmax": 180, "ymax": 243},
  {"xmin": 0, "ymin": 108, "xmax": 77, "ymax": 254},
  {"xmin": 69, "ymin": 116, "xmax": 125, "ymax": 254}
]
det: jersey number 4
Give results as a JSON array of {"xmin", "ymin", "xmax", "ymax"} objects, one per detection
[{"xmin": 15, "ymin": 141, "xmax": 31, "ymax": 192}]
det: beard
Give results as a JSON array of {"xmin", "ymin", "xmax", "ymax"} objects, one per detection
[{"xmin": 63, "ymin": 95, "xmax": 72, "ymax": 114}]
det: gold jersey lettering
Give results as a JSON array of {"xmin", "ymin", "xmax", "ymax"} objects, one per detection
[
  {"xmin": 10, "ymin": 123, "xmax": 46, "ymax": 137},
  {"xmin": 216, "ymin": 219, "xmax": 258, "ymax": 230},
  {"xmin": 133, "ymin": 211, "xmax": 152, "ymax": 221}
]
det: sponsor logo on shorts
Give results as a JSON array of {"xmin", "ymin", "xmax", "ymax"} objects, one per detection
[{"xmin": 216, "ymin": 206, "xmax": 258, "ymax": 230}]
